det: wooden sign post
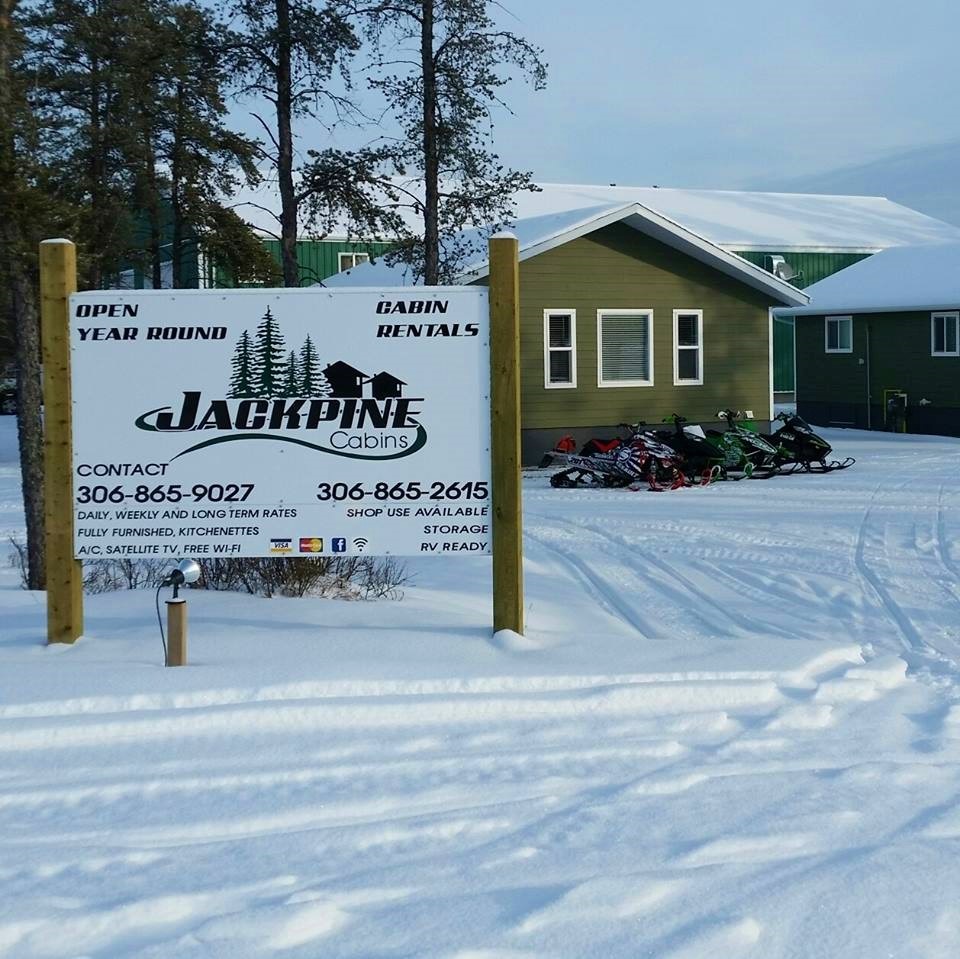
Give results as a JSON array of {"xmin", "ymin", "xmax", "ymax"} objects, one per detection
[
  {"xmin": 488, "ymin": 234, "xmax": 524, "ymax": 635},
  {"xmin": 39, "ymin": 239, "xmax": 84, "ymax": 644}
]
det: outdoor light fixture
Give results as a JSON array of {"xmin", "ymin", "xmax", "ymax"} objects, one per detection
[{"xmin": 161, "ymin": 558, "xmax": 201, "ymax": 599}]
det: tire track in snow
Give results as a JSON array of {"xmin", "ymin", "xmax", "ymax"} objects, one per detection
[
  {"xmin": 852, "ymin": 482, "xmax": 960, "ymax": 670},
  {"xmin": 524, "ymin": 524, "xmax": 654, "ymax": 638},
  {"xmin": 853, "ymin": 486, "xmax": 924, "ymax": 653},
  {"xmin": 562, "ymin": 518, "xmax": 800, "ymax": 640},
  {"xmin": 935, "ymin": 484, "xmax": 960, "ymax": 589}
]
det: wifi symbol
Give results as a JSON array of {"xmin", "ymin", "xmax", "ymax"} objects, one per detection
[{"xmin": 353, "ymin": 537, "xmax": 369, "ymax": 553}]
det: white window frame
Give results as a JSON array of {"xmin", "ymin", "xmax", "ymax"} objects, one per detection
[
  {"xmin": 673, "ymin": 309, "xmax": 704, "ymax": 386},
  {"xmin": 542, "ymin": 309, "xmax": 577, "ymax": 389},
  {"xmin": 824, "ymin": 315, "xmax": 853, "ymax": 354},
  {"xmin": 931, "ymin": 311, "xmax": 960, "ymax": 357},
  {"xmin": 596, "ymin": 309, "xmax": 654, "ymax": 388},
  {"xmin": 337, "ymin": 251, "xmax": 370, "ymax": 272}
]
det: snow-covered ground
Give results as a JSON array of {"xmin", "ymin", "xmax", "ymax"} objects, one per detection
[{"xmin": 1, "ymin": 416, "xmax": 960, "ymax": 958}]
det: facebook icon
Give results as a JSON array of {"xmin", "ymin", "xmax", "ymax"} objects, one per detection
[{"xmin": 331, "ymin": 537, "xmax": 347, "ymax": 553}]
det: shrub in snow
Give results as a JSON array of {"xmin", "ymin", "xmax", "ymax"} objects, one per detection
[{"xmin": 9, "ymin": 544, "xmax": 408, "ymax": 600}]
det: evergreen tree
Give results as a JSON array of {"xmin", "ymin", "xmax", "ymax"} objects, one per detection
[
  {"xmin": 28, "ymin": 0, "xmax": 272, "ymax": 289},
  {"xmin": 224, "ymin": 0, "xmax": 405, "ymax": 287},
  {"xmin": 0, "ymin": 0, "xmax": 48, "ymax": 588},
  {"xmin": 299, "ymin": 334, "xmax": 321, "ymax": 395},
  {"xmin": 281, "ymin": 349, "xmax": 299, "ymax": 396},
  {"xmin": 253, "ymin": 307, "xmax": 285, "ymax": 397},
  {"xmin": 26, "ymin": 0, "xmax": 143, "ymax": 288},
  {"xmin": 156, "ymin": 1, "xmax": 267, "ymax": 287},
  {"xmin": 228, "ymin": 329, "xmax": 255, "ymax": 397},
  {"xmin": 364, "ymin": 0, "xmax": 547, "ymax": 283}
]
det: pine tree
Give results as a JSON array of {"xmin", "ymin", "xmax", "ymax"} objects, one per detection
[
  {"xmin": 227, "ymin": 329, "xmax": 255, "ymax": 397},
  {"xmin": 1, "ymin": 0, "xmax": 50, "ymax": 588},
  {"xmin": 224, "ymin": 0, "xmax": 405, "ymax": 287},
  {"xmin": 253, "ymin": 307, "xmax": 285, "ymax": 397},
  {"xmin": 364, "ymin": 0, "xmax": 547, "ymax": 283},
  {"xmin": 281, "ymin": 349, "xmax": 299, "ymax": 396},
  {"xmin": 299, "ymin": 334, "xmax": 321, "ymax": 396}
]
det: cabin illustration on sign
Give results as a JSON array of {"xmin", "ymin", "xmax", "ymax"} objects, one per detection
[
  {"xmin": 323, "ymin": 361, "xmax": 367, "ymax": 397},
  {"xmin": 368, "ymin": 371, "xmax": 406, "ymax": 400}
]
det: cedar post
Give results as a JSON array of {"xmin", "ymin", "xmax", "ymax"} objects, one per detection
[
  {"xmin": 488, "ymin": 234, "xmax": 524, "ymax": 634},
  {"xmin": 40, "ymin": 239, "xmax": 84, "ymax": 644}
]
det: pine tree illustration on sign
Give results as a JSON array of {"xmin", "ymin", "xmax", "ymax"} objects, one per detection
[
  {"xmin": 282, "ymin": 350, "xmax": 299, "ymax": 397},
  {"xmin": 299, "ymin": 335, "xmax": 332, "ymax": 397},
  {"xmin": 227, "ymin": 318, "xmax": 339, "ymax": 399},
  {"xmin": 253, "ymin": 307, "xmax": 286, "ymax": 398},
  {"xmin": 228, "ymin": 330, "xmax": 256, "ymax": 398}
]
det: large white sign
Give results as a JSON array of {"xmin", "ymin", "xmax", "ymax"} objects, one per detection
[{"xmin": 70, "ymin": 287, "xmax": 491, "ymax": 559}]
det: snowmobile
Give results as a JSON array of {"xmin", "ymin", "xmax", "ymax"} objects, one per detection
[
  {"xmin": 542, "ymin": 424, "xmax": 686, "ymax": 491},
  {"xmin": 705, "ymin": 409, "xmax": 780, "ymax": 478},
  {"xmin": 655, "ymin": 414, "xmax": 727, "ymax": 484},
  {"xmin": 763, "ymin": 412, "xmax": 855, "ymax": 473}
]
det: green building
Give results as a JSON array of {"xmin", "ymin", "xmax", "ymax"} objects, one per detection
[
  {"xmin": 506, "ymin": 185, "xmax": 960, "ymax": 400},
  {"xmin": 118, "ymin": 234, "xmax": 390, "ymax": 290},
  {"xmin": 778, "ymin": 242, "xmax": 960, "ymax": 435}
]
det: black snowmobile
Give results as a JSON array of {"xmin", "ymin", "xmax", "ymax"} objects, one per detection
[
  {"xmin": 542, "ymin": 424, "xmax": 686, "ymax": 491},
  {"xmin": 763, "ymin": 412, "xmax": 855, "ymax": 473},
  {"xmin": 655, "ymin": 414, "xmax": 727, "ymax": 484}
]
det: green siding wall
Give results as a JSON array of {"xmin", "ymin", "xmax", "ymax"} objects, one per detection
[
  {"xmin": 260, "ymin": 240, "xmax": 393, "ymax": 285},
  {"xmin": 773, "ymin": 316, "xmax": 795, "ymax": 392},
  {"xmin": 210, "ymin": 239, "xmax": 393, "ymax": 287},
  {"xmin": 500, "ymin": 223, "xmax": 777, "ymax": 431},
  {"xmin": 735, "ymin": 251, "xmax": 873, "ymax": 394},
  {"xmin": 733, "ymin": 251, "xmax": 872, "ymax": 289},
  {"xmin": 796, "ymin": 310, "xmax": 960, "ymax": 430}
]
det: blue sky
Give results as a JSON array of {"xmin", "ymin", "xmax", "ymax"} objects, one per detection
[
  {"xmin": 481, "ymin": 0, "xmax": 960, "ymax": 188},
  {"xmin": 232, "ymin": 0, "xmax": 959, "ymax": 204}
]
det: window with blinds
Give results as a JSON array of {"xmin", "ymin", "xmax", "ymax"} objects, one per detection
[
  {"xmin": 543, "ymin": 310, "xmax": 577, "ymax": 387},
  {"xmin": 597, "ymin": 310, "xmax": 653, "ymax": 386},
  {"xmin": 673, "ymin": 310, "xmax": 703, "ymax": 385}
]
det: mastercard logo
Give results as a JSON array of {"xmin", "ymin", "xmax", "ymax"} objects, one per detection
[{"xmin": 299, "ymin": 537, "xmax": 324, "ymax": 553}]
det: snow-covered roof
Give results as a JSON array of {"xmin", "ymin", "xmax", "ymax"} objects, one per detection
[
  {"xmin": 228, "ymin": 179, "xmax": 960, "ymax": 252},
  {"xmin": 776, "ymin": 241, "xmax": 960, "ymax": 315},
  {"xmin": 325, "ymin": 203, "xmax": 810, "ymax": 306},
  {"xmin": 517, "ymin": 184, "xmax": 960, "ymax": 252}
]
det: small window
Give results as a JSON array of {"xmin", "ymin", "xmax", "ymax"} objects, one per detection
[
  {"xmin": 338, "ymin": 252, "xmax": 370, "ymax": 272},
  {"xmin": 931, "ymin": 312, "xmax": 959, "ymax": 356},
  {"xmin": 543, "ymin": 310, "xmax": 577, "ymax": 388},
  {"xmin": 673, "ymin": 310, "xmax": 703, "ymax": 385},
  {"xmin": 597, "ymin": 310, "xmax": 653, "ymax": 387},
  {"xmin": 825, "ymin": 315, "xmax": 852, "ymax": 353}
]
